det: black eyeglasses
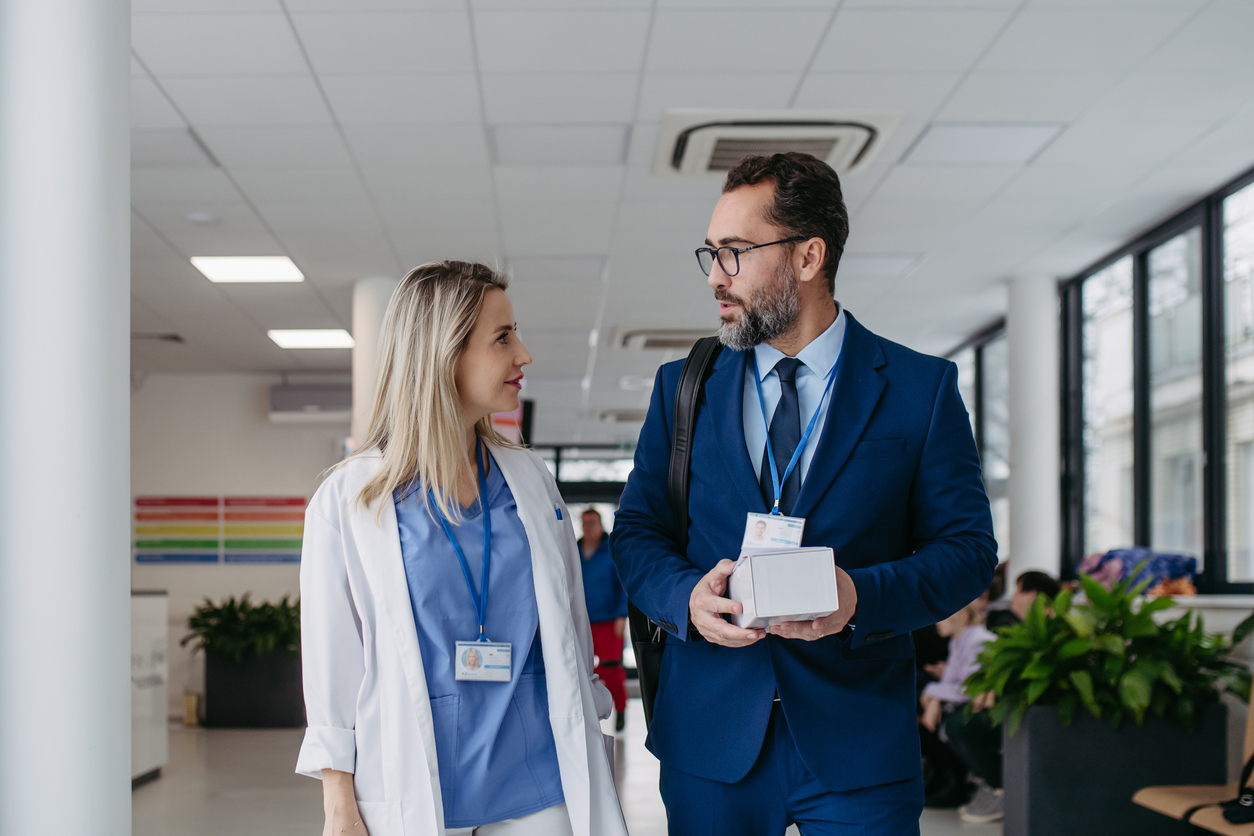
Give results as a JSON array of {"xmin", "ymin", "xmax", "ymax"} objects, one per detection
[{"xmin": 695, "ymin": 236, "xmax": 806, "ymax": 277}]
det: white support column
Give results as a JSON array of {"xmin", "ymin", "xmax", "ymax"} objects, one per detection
[
  {"xmin": 1007, "ymin": 276, "xmax": 1062, "ymax": 579},
  {"xmin": 352, "ymin": 277, "xmax": 399, "ymax": 444},
  {"xmin": 0, "ymin": 1, "xmax": 131, "ymax": 834}
]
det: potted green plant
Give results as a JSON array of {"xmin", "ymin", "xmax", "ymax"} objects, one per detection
[
  {"xmin": 181, "ymin": 594, "xmax": 304, "ymax": 728},
  {"xmin": 965, "ymin": 571, "xmax": 1252, "ymax": 836}
]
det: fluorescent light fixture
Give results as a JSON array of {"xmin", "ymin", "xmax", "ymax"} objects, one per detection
[
  {"xmin": 904, "ymin": 124, "xmax": 1062, "ymax": 165},
  {"xmin": 267, "ymin": 329, "xmax": 355, "ymax": 349},
  {"xmin": 191, "ymin": 256, "xmax": 304, "ymax": 283}
]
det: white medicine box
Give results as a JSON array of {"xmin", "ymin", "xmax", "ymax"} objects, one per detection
[{"xmin": 728, "ymin": 547, "xmax": 839, "ymax": 629}]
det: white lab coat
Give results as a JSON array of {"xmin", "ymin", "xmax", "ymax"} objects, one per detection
[{"xmin": 295, "ymin": 442, "xmax": 628, "ymax": 836}]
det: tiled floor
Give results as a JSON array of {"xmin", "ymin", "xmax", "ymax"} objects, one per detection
[{"xmin": 134, "ymin": 700, "xmax": 1001, "ymax": 836}]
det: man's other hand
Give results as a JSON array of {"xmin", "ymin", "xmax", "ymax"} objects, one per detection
[
  {"xmin": 689, "ymin": 559, "xmax": 766, "ymax": 647},
  {"xmin": 769, "ymin": 564, "xmax": 858, "ymax": 641}
]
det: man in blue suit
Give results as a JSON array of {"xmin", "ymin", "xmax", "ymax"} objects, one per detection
[{"xmin": 611, "ymin": 152, "xmax": 997, "ymax": 835}]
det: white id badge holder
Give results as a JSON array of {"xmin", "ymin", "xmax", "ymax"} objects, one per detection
[
  {"xmin": 741, "ymin": 512, "xmax": 805, "ymax": 553},
  {"xmin": 455, "ymin": 641, "xmax": 512, "ymax": 682}
]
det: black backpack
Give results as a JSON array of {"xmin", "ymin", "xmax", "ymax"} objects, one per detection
[{"xmin": 626, "ymin": 336, "xmax": 723, "ymax": 728}]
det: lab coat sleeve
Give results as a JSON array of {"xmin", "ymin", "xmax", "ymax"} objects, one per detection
[
  {"xmin": 296, "ymin": 504, "xmax": 365, "ymax": 778},
  {"xmin": 541, "ymin": 457, "xmax": 614, "ymax": 721}
]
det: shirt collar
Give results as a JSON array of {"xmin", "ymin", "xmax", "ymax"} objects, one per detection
[{"xmin": 753, "ymin": 304, "xmax": 847, "ymax": 381}]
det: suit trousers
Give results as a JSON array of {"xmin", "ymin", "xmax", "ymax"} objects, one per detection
[{"xmin": 659, "ymin": 704, "xmax": 923, "ymax": 836}]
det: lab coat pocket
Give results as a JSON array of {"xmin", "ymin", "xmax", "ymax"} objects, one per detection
[
  {"xmin": 428, "ymin": 694, "xmax": 459, "ymax": 808},
  {"xmin": 355, "ymin": 800, "xmax": 403, "ymax": 836}
]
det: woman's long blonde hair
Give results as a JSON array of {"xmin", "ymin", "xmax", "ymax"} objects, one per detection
[{"xmin": 347, "ymin": 260, "xmax": 518, "ymax": 521}]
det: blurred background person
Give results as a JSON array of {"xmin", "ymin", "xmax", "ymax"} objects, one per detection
[{"xmin": 579, "ymin": 509, "xmax": 629, "ymax": 732}]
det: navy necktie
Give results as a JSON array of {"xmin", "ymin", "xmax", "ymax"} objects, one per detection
[{"xmin": 760, "ymin": 357, "xmax": 803, "ymax": 516}]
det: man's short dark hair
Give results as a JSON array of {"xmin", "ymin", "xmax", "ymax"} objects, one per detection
[
  {"xmin": 722, "ymin": 152, "xmax": 849, "ymax": 294},
  {"xmin": 1016, "ymin": 571, "xmax": 1061, "ymax": 600}
]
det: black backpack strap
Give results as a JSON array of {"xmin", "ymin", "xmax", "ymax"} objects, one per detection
[
  {"xmin": 627, "ymin": 336, "xmax": 722, "ymax": 729},
  {"xmin": 667, "ymin": 336, "xmax": 724, "ymax": 551}
]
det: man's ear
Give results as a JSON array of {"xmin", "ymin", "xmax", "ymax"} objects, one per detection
[{"xmin": 795, "ymin": 237, "xmax": 827, "ymax": 285}]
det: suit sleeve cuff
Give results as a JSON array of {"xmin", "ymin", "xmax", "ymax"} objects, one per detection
[
  {"xmin": 844, "ymin": 567, "xmax": 896, "ymax": 650},
  {"xmin": 295, "ymin": 726, "xmax": 356, "ymax": 778},
  {"xmin": 660, "ymin": 571, "xmax": 702, "ymax": 641}
]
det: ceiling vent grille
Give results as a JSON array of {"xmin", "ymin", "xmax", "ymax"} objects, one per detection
[
  {"xmin": 269, "ymin": 385, "xmax": 351, "ymax": 424},
  {"xmin": 617, "ymin": 328, "xmax": 717, "ymax": 352},
  {"xmin": 653, "ymin": 109, "xmax": 902, "ymax": 178},
  {"xmin": 598, "ymin": 409, "xmax": 648, "ymax": 424}
]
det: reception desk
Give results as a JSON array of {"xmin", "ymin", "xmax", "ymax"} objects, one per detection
[{"xmin": 132, "ymin": 591, "xmax": 169, "ymax": 786}]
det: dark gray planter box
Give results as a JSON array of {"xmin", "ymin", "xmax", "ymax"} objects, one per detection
[
  {"xmin": 1004, "ymin": 702, "xmax": 1227, "ymax": 836},
  {"xmin": 204, "ymin": 650, "xmax": 305, "ymax": 728}
]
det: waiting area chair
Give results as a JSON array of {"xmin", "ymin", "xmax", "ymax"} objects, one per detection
[{"xmin": 1133, "ymin": 691, "xmax": 1254, "ymax": 835}]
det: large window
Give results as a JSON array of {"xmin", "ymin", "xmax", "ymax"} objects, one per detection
[
  {"xmin": 1225, "ymin": 181, "xmax": 1254, "ymax": 581},
  {"xmin": 1082, "ymin": 258, "xmax": 1135, "ymax": 554},
  {"xmin": 1063, "ymin": 165, "xmax": 1254, "ymax": 592},
  {"xmin": 948, "ymin": 324, "xmax": 1009, "ymax": 564}
]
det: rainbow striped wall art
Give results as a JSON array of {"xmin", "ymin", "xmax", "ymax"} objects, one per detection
[{"xmin": 133, "ymin": 496, "xmax": 306, "ymax": 564}]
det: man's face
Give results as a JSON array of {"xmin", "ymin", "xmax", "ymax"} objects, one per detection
[
  {"xmin": 754, "ymin": 521, "xmax": 766, "ymax": 539},
  {"xmin": 582, "ymin": 512, "xmax": 603, "ymax": 543},
  {"xmin": 705, "ymin": 181, "xmax": 800, "ymax": 350},
  {"xmin": 1011, "ymin": 583, "xmax": 1037, "ymax": 620}
]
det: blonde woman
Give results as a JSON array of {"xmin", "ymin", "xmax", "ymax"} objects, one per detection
[{"xmin": 296, "ymin": 262, "xmax": 626, "ymax": 836}]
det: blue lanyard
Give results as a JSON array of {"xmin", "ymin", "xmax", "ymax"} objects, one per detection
[
  {"xmin": 430, "ymin": 436, "xmax": 493, "ymax": 642},
  {"xmin": 752, "ymin": 351, "xmax": 841, "ymax": 515}
]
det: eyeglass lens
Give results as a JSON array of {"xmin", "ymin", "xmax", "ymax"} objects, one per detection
[{"xmin": 697, "ymin": 248, "xmax": 738, "ymax": 277}]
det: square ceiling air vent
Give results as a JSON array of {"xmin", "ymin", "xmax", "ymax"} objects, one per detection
[
  {"xmin": 617, "ymin": 328, "xmax": 717, "ymax": 352},
  {"xmin": 652, "ymin": 109, "xmax": 902, "ymax": 178}
]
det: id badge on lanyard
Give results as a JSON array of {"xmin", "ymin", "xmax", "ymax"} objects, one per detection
[
  {"xmin": 747, "ymin": 350, "xmax": 840, "ymax": 549},
  {"xmin": 433, "ymin": 437, "xmax": 511, "ymax": 683}
]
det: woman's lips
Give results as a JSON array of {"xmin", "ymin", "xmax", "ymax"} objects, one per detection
[{"xmin": 506, "ymin": 376, "xmax": 523, "ymax": 389}]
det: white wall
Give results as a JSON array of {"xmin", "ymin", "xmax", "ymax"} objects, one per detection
[{"xmin": 131, "ymin": 373, "xmax": 348, "ymax": 719}]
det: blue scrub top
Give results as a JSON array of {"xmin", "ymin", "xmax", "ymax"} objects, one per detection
[
  {"xmin": 579, "ymin": 538, "xmax": 627, "ymax": 624},
  {"xmin": 394, "ymin": 453, "xmax": 563, "ymax": 829}
]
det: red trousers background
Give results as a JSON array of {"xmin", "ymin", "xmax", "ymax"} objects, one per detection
[{"xmin": 590, "ymin": 620, "xmax": 627, "ymax": 712}]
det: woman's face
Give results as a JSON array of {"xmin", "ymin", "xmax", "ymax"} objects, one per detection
[{"xmin": 455, "ymin": 288, "xmax": 532, "ymax": 426}]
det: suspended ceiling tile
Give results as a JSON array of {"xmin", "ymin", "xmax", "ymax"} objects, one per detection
[
  {"xmin": 132, "ymin": 77, "xmax": 187, "ymax": 129},
  {"xmin": 813, "ymin": 8, "xmax": 1013, "ymax": 72},
  {"xmin": 636, "ymin": 73, "xmax": 799, "ymax": 123},
  {"xmin": 253, "ymin": 200, "xmax": 382, "ymax": 233},
  {"xmin": 359, "ymin": 165, "xmax": 495, "ymax": 205},
  {"xmin": 509, "ymin": 256, "xmax": 605, "ymax": 284},
  {"xmin": 792, "ymin": 72, "xmax": 961, "ymax": 118},
  {"xmin": 938, "ymin": 71, "xmax": 1118, "ymax": 123},
  {"xmin": 215, "ymin": 282, "xmax": 342, "ymax": 329},
  {"xmin": 626, "ymin": 124, "xmax": 658, "ymax": 166},
  {"xmin": 132, "ymin": 13, "xmax": 307, "ymax": 76},
  {"xmin": 342, "ymin": 124, "xmax": 491, "ymax": 167},
  {"xmin": 473, "ymin": 9, "xmax": 651, "ymax": 73},
  {"xmin": 291, "ymin": 0, "xmax": 461, "ymax": 8},
  {"xmin": 1144, "ymin": 0, "xmax": 1254, "ymax": 73},
  {"xmin": 134, "ymin": 0, "xmax": 279, "ymax": 10},
  {"xmin": 1033, "ymin": 120, "xmax": 1209, "ymax": 165},
  {"xmin": 493, "ymin": 125, "xmax": 627, "ymax": 166},
  {"xmin": 482, "ymin": 73, "xmax": 638, "ymax": 125},
  {"xmin": 291, "ymin": 11, "xmax": 475, "ymax": 74},
  {"xmin": 230, "ymin": 167, "xmax": 369, "ymax": 203},
  {"xmin": 132, "ymin": 169, "xmax": 242, "ymax": 204},
  {"xmin": 197, "ymin": 126, "xmax": 355, "ymax": 167},
  {"xmin": 162, "ymin": 76, "xmax": 333, "ymax": 127},
  {"xmin": 495, "ymin": 166, "xmax": 624, "ymax": 207},
  {"xmin": 321, "ymin": 75, "xmax": 482, "ymax": 124},
  {"xmin": 1092, "ymin": 72, "xmax": 1254, "ymax": 128},
  {"xmin": 646, "ymin": 9, "xmax": 830, "ymax": 73},
  {"xmin": 978, "ymin": 7, "xmax": 1194, "ymax": 72},
  {"xmin": 499, "ymin": 201, "xmax": 618, "ymax": 256}
]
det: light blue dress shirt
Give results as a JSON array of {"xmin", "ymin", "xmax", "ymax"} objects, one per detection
[
  {"xmin": 743, "ymin": 307, "xmax": 847, "ymax": 485},
  {"xmin": 394, "ymin": 452, "xmax": 563, "ymax": 829}
]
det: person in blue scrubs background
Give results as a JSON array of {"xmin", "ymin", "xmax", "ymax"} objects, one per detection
[{"xmin": 577, "ymin": 508, "xmax": 628, "ymax": 731}]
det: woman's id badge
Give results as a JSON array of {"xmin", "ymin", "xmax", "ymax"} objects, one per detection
[{"xmin": 455, "ymin": 641, "xmax": 511, "ymax": 682}]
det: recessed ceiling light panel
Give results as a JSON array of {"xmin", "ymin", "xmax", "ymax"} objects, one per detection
[
  {"xmin": 267, "ymin": 329, "xmax": 355, "ymax": 349},
  {"xmin": 191, "ymin": 256, "xmax": 304, "ymax": 283}
]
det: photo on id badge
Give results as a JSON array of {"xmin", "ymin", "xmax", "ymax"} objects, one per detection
[{"xmin": 741, "ymin": 512, "xmax": 805, "ymax": 552}]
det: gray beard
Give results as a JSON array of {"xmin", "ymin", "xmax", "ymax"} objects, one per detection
[{"xmin": 718, "ymin": 263, "xmax": 801, "ymax": 351}]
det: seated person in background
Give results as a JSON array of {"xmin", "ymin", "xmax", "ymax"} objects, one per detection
[
  {"xmin": 578, "ymin": 508, "xmax": 629, "ymax": 732},
  {"xmin": 919, "ymin": 601, "xmax": 999, "ymax": 823},
  {"xmin": 915, "ymin": 620, "xmax": 967, "ymax": 808},
  {"xmin": 983, "ymin": 568, "xmax": 1059, "ymax": 631}
]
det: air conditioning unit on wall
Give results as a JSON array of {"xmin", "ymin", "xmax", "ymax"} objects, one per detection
[
  {"xmin": 269, "ymin": 385, "xmax": 351, "ymax": 424},
  {"xmin": 652, "ymin": 109, "xmax": 903, "ymax": 178}
]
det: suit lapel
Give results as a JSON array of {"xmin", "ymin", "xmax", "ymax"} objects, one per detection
[
  {"xmin": 701, "ymin": 348, "xmax": 768, "ymax": 514},
  {"xmin": 791, "ymin": 313, "xmax": 887, "ymax": 521}
]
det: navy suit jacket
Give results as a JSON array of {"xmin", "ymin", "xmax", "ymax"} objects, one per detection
[{"xmin": 610, "ymin": 313, "xmax": 997, "ymax": 791}]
